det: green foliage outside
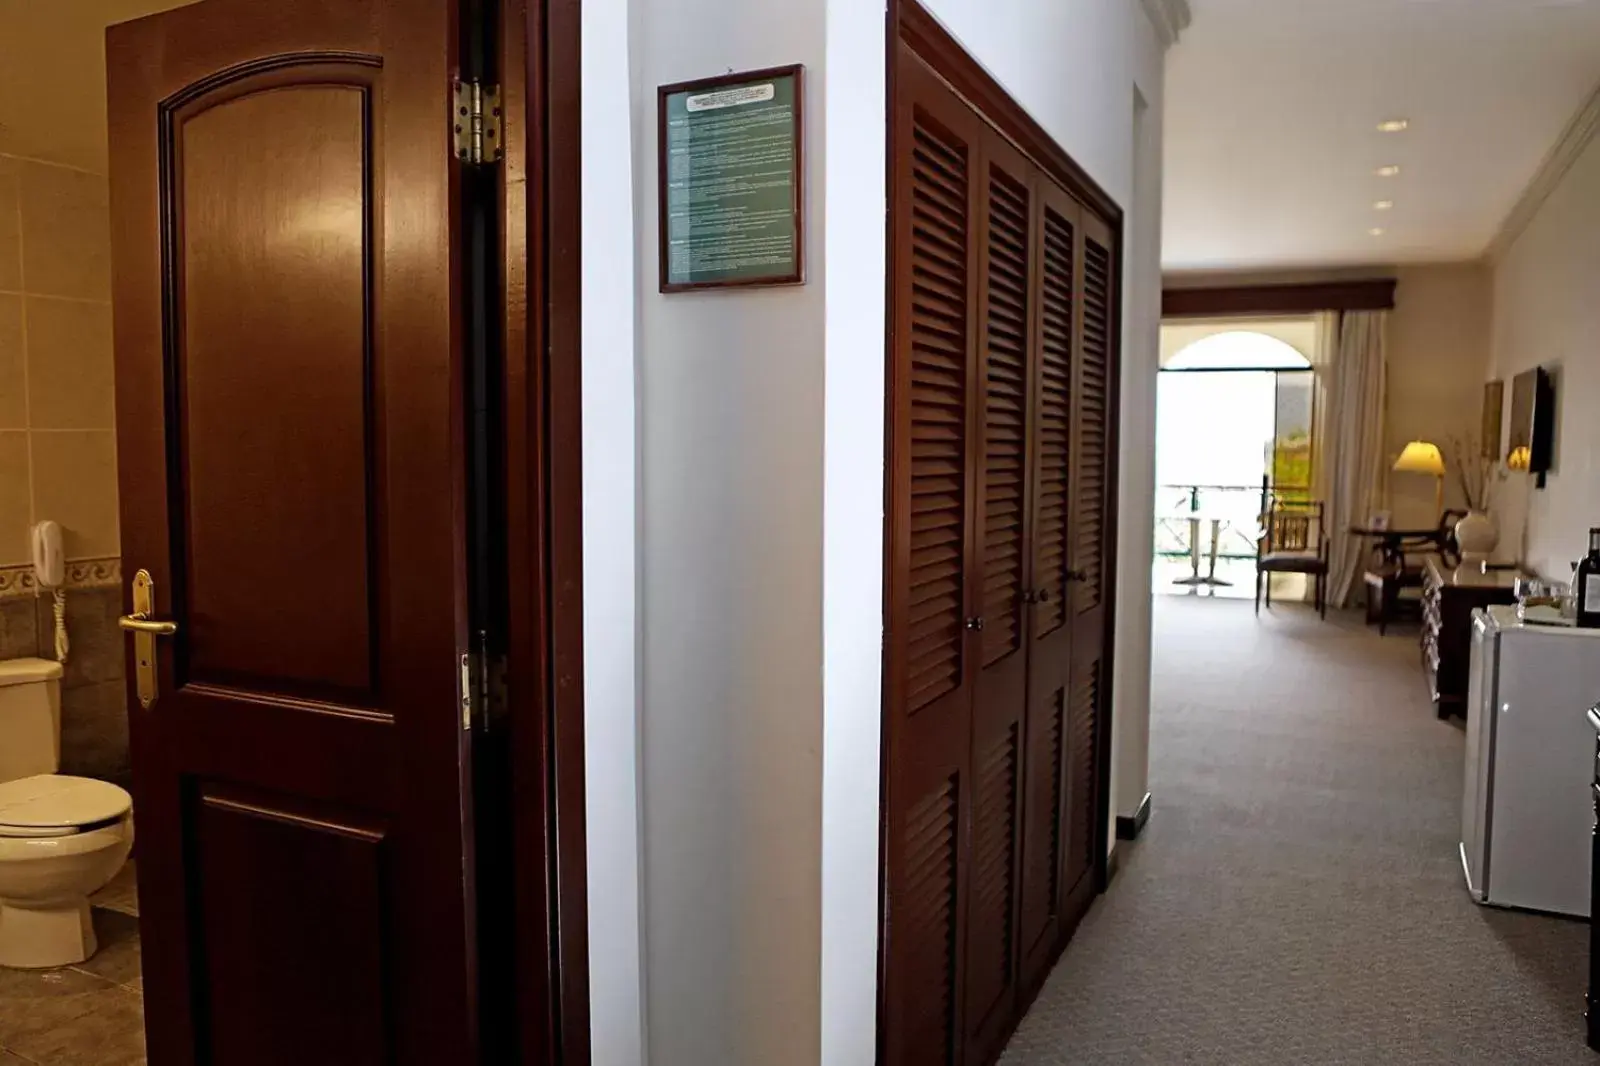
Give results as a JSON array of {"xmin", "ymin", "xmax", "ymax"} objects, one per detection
[{"xmin": 1273, "ymin": 432, "xmax": 1312, "ymax": 492}]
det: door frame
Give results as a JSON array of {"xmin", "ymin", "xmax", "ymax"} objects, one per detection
[
  {"xmin": 505, "ymin": 0, "xmax": 589, "ymax": 1061},
  {"xmin": 878, "ymin": 0, "xmax": 1124, "ymax": 1056}
]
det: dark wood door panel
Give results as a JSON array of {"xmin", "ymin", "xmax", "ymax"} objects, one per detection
[
  {"xmin": 888, "ymin": 770, "xmax": 963, "ymax": 1066},
  {"xmin": 195, "ymin": 788, "xmax": 390, "ymax": 1066},
  {"xmin": 886, "ymin": 47, "xmax": 985, "ymax": 1066},
  {"xmin": 1060, "ymin": 207, "xmax": 1115, "ymax": 939},
  {"xmin": 963, "ymin": 130, "xmax": 1034, "ymax": 1066},
  {"xmin": 1017, "ymin": 682, "xmax": 1063, "ymax": 982},
  {"xmin": 885, "ymin": 16, "xmax": 1125, "ymax": 1065},
  {"xmin": 174, "ymin": 73, "xmax": 379, "ymax": 700},
  {"xmin": 107, "ymin": 3, "xmax": 475, "ymax": 1063},
  {"xmin": 963, "ymin": 718, "xmax": 1019, "ymax": 1042},
  {"xmin": 176, "ymin": 696, "xmax": 399, "ymax": 811},
  {"xmin": 1062, "ymin": 659, "xmax": 1101, "ymax": 899}
]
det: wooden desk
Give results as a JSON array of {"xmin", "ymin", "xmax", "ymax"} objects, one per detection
[
  {"xmin": 1422, "ymin": 557, "xmax": 1521, "ymax": 719},
  {"xmin": 1348, "ymin": 525, "xmax": 1453, "ymax": 569}
]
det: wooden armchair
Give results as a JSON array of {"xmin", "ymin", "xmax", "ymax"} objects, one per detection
[{"xmin": 1256, "ymin": 495, "xmax": 1330, "ymax": 618}]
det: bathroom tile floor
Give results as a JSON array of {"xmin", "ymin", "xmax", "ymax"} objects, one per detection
[{"xmin": 0, "ymin": 863, "xmax": 145, "ymax": 1066}]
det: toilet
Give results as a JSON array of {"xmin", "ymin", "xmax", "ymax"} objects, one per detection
[{"xmin": 0, "ymin": 658, "xmax": 134, "ymax": 968}]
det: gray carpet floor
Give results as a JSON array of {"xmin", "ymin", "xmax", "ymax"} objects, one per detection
[{"xmin": 1001, "ymin": 596, "xmax": 1593, "ymax": 1065}]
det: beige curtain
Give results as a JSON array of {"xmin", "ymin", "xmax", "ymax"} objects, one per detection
[
  {"xmin": 1323, "ymin": 310, "xmax": 1389, "ymax": 607},
  {"xmin": 1302, "ymin": 312, "xmax": 1340, "ymax": 603}
]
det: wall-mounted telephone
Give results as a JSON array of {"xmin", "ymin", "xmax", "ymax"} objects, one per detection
[
  {"xmin": 32, "ymin": 520, "xmax": 64, "ymax": 589},
  {"xmin": 30, "ymin": 521, "xmax": 68, "ymax": 662}
]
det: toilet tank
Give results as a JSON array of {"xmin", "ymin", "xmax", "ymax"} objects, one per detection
[{"xmin": 0, "ymin": 658, "xmax": 63, "ymax": 784}]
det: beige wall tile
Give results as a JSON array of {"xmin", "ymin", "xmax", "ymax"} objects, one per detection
[
  {"xmin": 0, "ymin": 157, "xmax": 19, "ymax": 292},
  {"xmin": 25, "ymin": 296, "xmax": 114, "ymax": 429},
  {"xmin": 30, "ymin": 429, "xmax": 119, "ymax": 559},
  {"xmin": 17, "ymin": 161, "xmax": 111, "ymax": 301},
  {"xmin": 0, "ymin": 430, "xmax": 29, "ymax": 565},
  {"xmin": 0, "ymin": 294, "xmax": 23, "ymax": 429}
]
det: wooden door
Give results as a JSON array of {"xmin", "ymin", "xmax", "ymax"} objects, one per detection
[
  {"xmin": 1016, "ymin": 176, "xmax": 1082, "ymax": 990},
  {"xmin": 106, "ymin": 2, "xmax": 479, "ymax": 1063},
  {"xmin": 961, "ymin": 130, "xmax": 1034, "ymax": 1066},
  {"xmin": 1060, "ymin": 209, "xmax": 1118, "ymax": 925},
  {"xmin": 884, "ymin": 47, "xmax": 985, "ymax": 1066}
]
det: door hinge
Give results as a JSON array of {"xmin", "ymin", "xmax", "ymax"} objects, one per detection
[
  {"xmin": 459, "ymin": 645, "xmax": 508, "ymax": 733},
  {"xmin": 452, "ymin": 80, "xmax": 503, "ymax": 165}
]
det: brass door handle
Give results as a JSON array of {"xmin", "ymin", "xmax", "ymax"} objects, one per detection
[
  {"xmin": 118, "ymin": 613, "xmax": 177, "ymax": 636},
  {"xmin": 122, "ymin": 569, "xmax": 174, "ymax": 709}
]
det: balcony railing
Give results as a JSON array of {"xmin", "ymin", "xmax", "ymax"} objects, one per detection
[{"xmin": 1155, "ymin": 483, "xmax": 1264, "ymax": 564}]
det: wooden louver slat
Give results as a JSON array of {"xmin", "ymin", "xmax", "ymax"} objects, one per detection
[
  {"xmin": 981, "ymin": 167, "xmax": 1029, "ymax": 667},
  {"xmin": 1034, "ymin": 206, "xmax": 1074, "ymax": 637},
  {"xmin": 1075, "ymin": 235, "xmax": 1111, "ymax": 617},
  {"xmin": 967, "ymin": 722, "xmax": 1020, "ymax": 1018},
  {"xmin": 906, "ymin": 116, "xmax": 971, "ymax": 714},
  {"xmin": 1065, "ymin": 666, "xmax": 1099, "ymax": 891},
  {"xmin": 902, "ymin": 776, "xmax": 961, "ymax": 1066},
  {"xmin": 1021, "ymin": 689, "xmax": 1064, "ymax": 946}
]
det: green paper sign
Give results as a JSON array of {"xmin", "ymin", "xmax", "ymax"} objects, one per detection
[{"xmin": 660, "ymin": 67, "xmax": 804, "ymax": 290}]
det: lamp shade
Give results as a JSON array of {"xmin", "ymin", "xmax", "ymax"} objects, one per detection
[{"xmin": 1393, "ymin": 440, "xmax": 1445, "ymax": 476}]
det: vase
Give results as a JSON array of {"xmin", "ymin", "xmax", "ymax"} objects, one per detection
[{"xmin": 1455, "ymin": 509, "xmax": 1499, "ymax": 563}]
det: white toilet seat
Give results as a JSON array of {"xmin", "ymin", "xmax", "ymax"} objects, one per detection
[{"xmin": 0, "ymin": 775, "xmax": 131, "ymax": 837}]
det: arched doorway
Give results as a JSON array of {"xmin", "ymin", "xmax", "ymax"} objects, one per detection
[{"xmin": 1156, "ymin": 327, "xmax": 1315, "ymax": 596}]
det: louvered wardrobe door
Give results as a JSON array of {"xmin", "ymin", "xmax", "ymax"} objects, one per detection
[
  {"xmin": 1059, "ymin": 208, "xmax": 1117, "ymax": 930},
  {"xmin": 885, "ymin": 47, "xmax": 984, "ymax": 1066},
  {"xmin": 963, "ymin": 133, "xmax": 1034, "ymax": 1066},
  {"xmin": 1017, "ymin": 177, "xmax": 1081, "ymax": 990}
]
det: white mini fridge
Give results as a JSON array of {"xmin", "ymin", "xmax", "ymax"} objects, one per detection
[{"xmin": 1461, "ymin": 604, "xmax": 1600, "ymax": 917}]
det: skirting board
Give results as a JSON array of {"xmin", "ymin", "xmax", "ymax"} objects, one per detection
[{"xmin": 1115, "ymin": 792, "xmax": 1152, "ymax": 841}]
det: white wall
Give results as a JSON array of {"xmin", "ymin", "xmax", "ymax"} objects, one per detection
[
  {"xmin": 582, "ymin": 1, "xmax": 1172, "ymax": 1063},
  {"xmin": 1111, "ymin": 19, "xmax": 1166, "ymax": 829},
  {"xmin": 819, "ymin": 3, "xmax": 887, "ymax": 1066},
  {"xmin": 1489, "ymin": 128, "xmax": 1600, "ymax": 578},
  {"xmin": 581, "ymin": 1, "xmax": 645, "ymax": 1063},
  {"xmin": 919, "ymin": 0, "xmax": 1144, "ymax": 208},
  {"xmin": 1384, "ymin": 265, "xmax": 1492, "ymax": 530},
  {"xmin": 631, "ymin": 2, "xmax": 827, "ymax": 1064}
]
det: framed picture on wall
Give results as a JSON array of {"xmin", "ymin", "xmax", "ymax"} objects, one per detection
[
  {"xmin": 657, "ymin": 65, "xmax": 806, "ymax": 292},
  {"xmin": 1482, "ymin": 380, "xmax": 1505, "ymax": 459}
]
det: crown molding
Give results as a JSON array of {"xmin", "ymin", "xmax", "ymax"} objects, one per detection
[
  {"xmin": 1489, "ymin": 81, "xmax": 1600, "ymax": 264},
  {"xmin": 1140, "ymin": 0, "xmax": 1193, "ymax": 49}
]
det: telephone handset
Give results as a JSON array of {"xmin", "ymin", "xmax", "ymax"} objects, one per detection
[
  {"xmin": 30, "ymin": 521, "xmax": 68, "ymax": 661},
  {"xmin": 32, "ymin": 520, "xmax": 64, "ymax": 588}
]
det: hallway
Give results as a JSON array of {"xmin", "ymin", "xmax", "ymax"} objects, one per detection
[{"xmin": 1002, "ymin": 597, "xmax": 1590, "ymax": 1065}]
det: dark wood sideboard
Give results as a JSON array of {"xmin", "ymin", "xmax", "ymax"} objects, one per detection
[
  {"xmin": 1587, "ymin": 705, "xmax": 1600, "ymax": 1052},
  {"xmin": 1421, "ymin": 556, "xmax": 1520, "ymax": 719}
]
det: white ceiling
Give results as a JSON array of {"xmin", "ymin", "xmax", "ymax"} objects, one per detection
[
  {"xmin": 0, "ymin": 0, "xmax": 199, "ymax": 173},
  {"xmin": 1163, "ymin": 0, "xmax": 1600, "ymax": 271}
]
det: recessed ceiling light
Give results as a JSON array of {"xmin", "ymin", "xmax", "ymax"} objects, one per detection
[
  {"xmin": 1376, "ymin": 165, "xmax": 1402, "ymax": 177},
  {"xmin": 1378, "ymin": 119, "xmax": 1410, "ymax": 133},
  {"xmin": 1374, "ymin": 200, "xmax": 1394, "ymax": 211},
  {"xmin": 1369, "ymin": 227, "xmax": 1387, "ymax": 237}
]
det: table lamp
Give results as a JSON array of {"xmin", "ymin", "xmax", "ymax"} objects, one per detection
[{"xmin": 1393, "ymin": 440, "xmax": 1445, "ymax": 521}]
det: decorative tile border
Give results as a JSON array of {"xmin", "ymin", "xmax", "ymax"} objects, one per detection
[{"xmin": 0, "ymin": 557, "xmax": 122, "ymax": 599}]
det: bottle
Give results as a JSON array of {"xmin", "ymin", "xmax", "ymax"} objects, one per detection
[{"xmin": 1578, "ymin": 528, "xmax": 1600, "ymax": 629}]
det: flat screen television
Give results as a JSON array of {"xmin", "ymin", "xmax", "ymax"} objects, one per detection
[{"xmin": 1506, "ymin": 366, "xmax": 1554, "ymax": 488}]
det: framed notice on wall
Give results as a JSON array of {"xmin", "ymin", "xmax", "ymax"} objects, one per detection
[{"xmin": 657, "ymin": 65, "xmax": 805, "ymax": 292}]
